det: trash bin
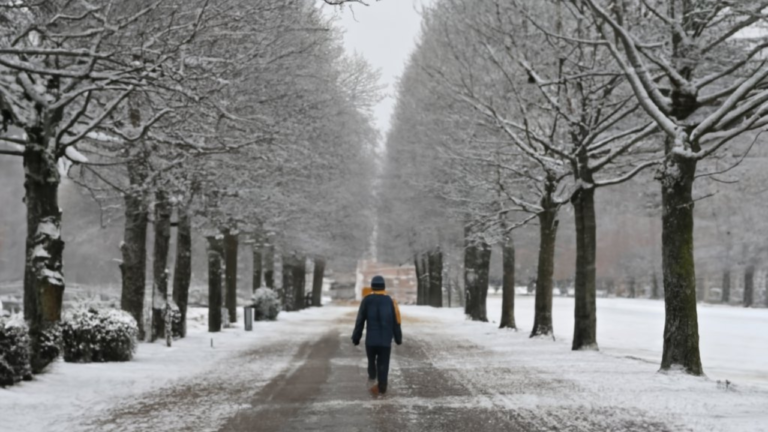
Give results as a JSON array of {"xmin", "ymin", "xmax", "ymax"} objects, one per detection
[{"xmin": 244, "ymin": 306, "xmax": 253, "ymax": 331}]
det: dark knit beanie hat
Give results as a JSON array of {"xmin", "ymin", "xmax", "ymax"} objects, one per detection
[{"xmin": 371, "ymin": 275, "xmax": 386, "ymax": 290}]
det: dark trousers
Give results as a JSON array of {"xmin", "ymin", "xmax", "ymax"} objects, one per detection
[{"xmin": 366, "ymin": 345, "xmax": 392, "ymax": 391}]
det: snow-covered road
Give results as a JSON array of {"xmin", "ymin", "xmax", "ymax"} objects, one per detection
[{"xmin": 2, "ymin": 304, "xmax": 767, "ymax": 431}]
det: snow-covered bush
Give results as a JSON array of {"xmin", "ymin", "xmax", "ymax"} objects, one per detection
[
  {"xmin": 0, "ymin": 315, "xmax": 32, "ymax": 387},
  {"xmin": 61, "ymin": 308, "xmax": 138, "ymax": 363},
  {"xmin": 251, "ymin": 288, "xmax": 280, "ymax": 321}
]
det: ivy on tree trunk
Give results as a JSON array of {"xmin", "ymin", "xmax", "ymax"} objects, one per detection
[{"xmin": 151, "ymin": 191, "xmax": 172, "ymax": 342}]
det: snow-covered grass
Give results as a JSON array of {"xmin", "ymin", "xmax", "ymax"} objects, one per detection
[
  {"xmin": 0, "ymin": 306, "xmax": 349, "ymax": 432},
  {"xmin": 401, "ymin": 302, "xmax": 768, "ymax": 432},
  {"xmin": 481, "ymin": 294, "xmax": 768, "ymax": 389}
]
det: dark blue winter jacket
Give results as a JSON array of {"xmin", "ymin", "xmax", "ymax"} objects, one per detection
[{"xmin": 352, "ymin": 291, "xmax": 403, "ymax": 347}]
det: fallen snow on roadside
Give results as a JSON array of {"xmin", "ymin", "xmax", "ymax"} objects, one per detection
[
  {"xmin": 0, "ymin": 306, "xmax": 350, "ymax": 432},
  {"xmin": 483, "ymin": 294, "xmax": 768, "ymax": 389},
  {"xmin": 402, "ymin": 303, "xmax": 768, "ymax": 432}
]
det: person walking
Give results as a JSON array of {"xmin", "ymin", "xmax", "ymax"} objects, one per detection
[{"xmin": 352, "ymin": 275, "xmax": 402, "ymax": 395}]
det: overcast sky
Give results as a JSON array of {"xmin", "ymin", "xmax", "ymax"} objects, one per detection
[{"xmin": 328, "ymin": 1, "xmax": 430, "ymax": 137}]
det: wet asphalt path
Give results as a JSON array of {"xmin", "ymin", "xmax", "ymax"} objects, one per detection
[{"xmin": 218, "ymin": 313, "xmax": 675, "ymax": 432}]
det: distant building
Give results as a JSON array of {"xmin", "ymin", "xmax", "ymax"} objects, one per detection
[{"xmin": 356, "ymin": 260, "xmax": 417, "ymax": 304}]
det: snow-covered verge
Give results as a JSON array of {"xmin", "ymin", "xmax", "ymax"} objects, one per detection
[
  {"xmin": 483, "ymin": 294, "xmax": 768, "ymax": 389},
  {"xmin": 402, "ymin": 302, "xmax": 768, "ymax": 432},
  {"xmin": 0, "ymin": 306, "xmax": 349, "ymax": 432}
]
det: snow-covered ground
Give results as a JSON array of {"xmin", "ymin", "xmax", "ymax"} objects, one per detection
[
  {"xmin": 0, "ymin": 306, "xmax": 351, "ymax": 432},
  {"xmin": 1, "ymin": 297, "xmax": 766, "ymax": 431},
  {"xmin": 401, "ymin": 304, "xmax": 768, "ymax": 432},
  {"xmin": 483, "ymin": 294, "xmax": 768, "ymax": 389}
]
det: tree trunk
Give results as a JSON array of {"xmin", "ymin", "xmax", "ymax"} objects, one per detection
[
  {"xmin": 312, "ymin": 258, "xmax": 325, "ymax": 307},
  {"xmin": 207, "ymin": 236, "xmax": 224, "ymax": 332},
  {"xmin": 151, "ymin": 191, "xmax": 172, "ymax": 342},
  {"xmin": 414, "ymin": 254, "xmax": 424, "ymax": 305},
  {"xmin": 281, "ymin": 254, "xmax": 294, "ymax": 310},
  {"xmin": 474, "ymin": 241, "xmax": 492, "ymax": 322},
  {"xmin": 744, "ymin": 264, "xmax": 755, "ymax": 308},
  {"xmin": 531, "ymin": 208, "xmax": 559, "ymax": 338},
  {"xmin": 659, "ymin": 156, "xmax": 703, "ymax": 375},
  {"xmin": 293, "ymin": 254, "xmax": 307, "ymax": 311},
  {"xmin": 23, "ymin": 141, "xmax": 65, "ymax": 373},
  {"xmin": 463, "ymin": 227, "xmax": 476, "ymax": 318},
  {"xmin": 420, "ymin": 253, "xmax": 430, "ymax": 305},
  {"xmin": 223, "ymin": 230, "xmax": 238, "ymax": 323},
  {"xmin": 120, "ymin": 156, "xmax": 149, "ymax": 341},
  {"xmin": 264, "ymin": 243, "xmax": 275, "ymax": 290},
  {"xmin": 572, "ymin": 186, "xmax": 598, "ymax": 350},
  {"xmin": 428, "ymin": 248, "xmax": 443, "ymax": 308},
  {"xmin": 721, "ymin": 269, "xmax": 731, "ymax": 304},
  {"xmin": 651, "ymin": 271, "xmax": 661, "ymax": 300},
  {"xmin": 172, "ymin": 208, "xmax": 192, "ymax": 338},
  {"xmin": 252, "ymin": 243, "xmax": 262, "ymax": 293},
  {"xmin": 627, "ymin": 276, "xmax": 637, "ymax": 299},
  {"xmin": 499, "ymin": 236, "xmax": 516, "ymax": 329}
]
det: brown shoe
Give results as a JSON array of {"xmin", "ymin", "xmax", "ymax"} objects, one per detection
[{"xmin": 369, "ymin": 384, "xmax": 380, "ymax": 396}]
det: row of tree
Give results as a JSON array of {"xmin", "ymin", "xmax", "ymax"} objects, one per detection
[
  {"xmin": 1, "ymin": 0, "xmax": 378, "ymax": 372},
  {"xmin": 379, "ymin": 0, "xmax": 768, "ymax": 376}
]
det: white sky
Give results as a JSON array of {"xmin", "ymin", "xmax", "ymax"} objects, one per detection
[{"xmin": 327, "ymin": 1, "xmax": 430, "ymax": 137}]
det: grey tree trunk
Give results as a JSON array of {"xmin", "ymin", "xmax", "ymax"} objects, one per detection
[
  {"xmin": 151, "ymin": 191, "xmax": 172, "ymax": 342},
  {"xmin": 473, "ymin": 242, "xmax": 492, "ymax": 322},
  {"xmin": 224, "ymin": 230, "xmax": 238, "ymax": 323},
  {"xmin": 281, "ymin": 254, "xmax": 294, "ymax": 310},
  {"xmin": 572, "ymin": 186, "xmax": 598, "ymax": 350},
  {"xmin": 628, "ymin": 277, "xmax": 637, "ymax": 299},
  {"xmin": 531, "ymin": 206, "xmax": 558, "ymax": 338},
  {"xmin": 120, "ymin": 156, "xmax": 149, "ymax": 341},
  {"xmin": 172, "ymin": 208, "xmax": 192, "ymax": 338},
  {"xmin": 428, "ymin": 249, "xmax": 443, "ymax": 308},
  {"xmin": 420, "ymin": 253, "xmax": 430, "ymax": 305},
  {"xmin": 252, "ymin": 243, "xmax": 262, "ymax": 293},
  {"xmin": 293, "ymin": 254, "xmax": 307, "ymax": 311},
  {"xmin": 499, "ymin": 236, "xmax": 516, "ymax": 329},
  {"xmin": 744, "ymin": 264, "xmax": 755, "ymax": 308},
  {"xmin": 721, "ymin": 269, "xmax": 731, "ymax": 304},
  {"xmin": 414, "ymin": 254, "xmax": 424, "ymax": 305},
  {"xmin": 264, "ymin": 243, "xmax": 275, "ymax": 290},
  {"xmin": 23, "ymin": 141, "xmax": 65, "ymax": 373},
  {"xmin": 659, "ymin": 155, "xmax": 703, "ymax": 375},
  {"xmin": 463, "ymin": 226, "xmax": 475, "ymax": 317},
  {"xmin": 312, "ymin": 258, "xmax": 325, "ymax": 307},
  {"xmin": 651, "ymin": 271, "xmax": 661, "ymax": 300},
  {"xmin": 207, "ymin": 236, "xmax": 224, "ymax": 333}
]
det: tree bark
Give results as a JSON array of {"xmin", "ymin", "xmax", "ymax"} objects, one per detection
[
  {"xmin": 207, "ymin": 236, "xmax": 224, "ymax": 332},
  {"xmin": 414, "ymin": 254, "xmax": 424, "ymax": 305},
  {"xmin": 721, "ymin": 269, "xmax": 731, "ymax": 304},
  {"xmin": 572, "ymin": 186, "xmax": 598, "ymax": 350},
  {"xmin": 312, "ymin": 257, "xmax": 325, "ymax": 307},
  {"xmin": 627, "ymin": 277, "xmax": 637, "ymax": 299},
  {"xmin": 151, "ymin": 191, "xmax": 172, "ymax": 342},
  {"xmin": 264, "ymin": 243, "xmax": 275, "ymax": 290},
  {"xmin": 744, "ymin": 264, "xmax": 755, "ymax": 308},
  {"xmin": 420, "ymin": 253, "xmax": 430, "ymax": 305},
  {"xmin": 651, "ymin": 271, "xmax": 661, "ymax": 300},
  {"xmin": 473, "ymin": 241, "xmax": 492, "ymax": 322},
  {"xmin": 252, "ymin": 243, "xmax": 262, "ymax": 293},
  {"xmin": 428, "ymin": 248, "xmax": 443, "ymax": 308},
  {"xmin": 499, "ymin": 236, "xmax": 516, "ymax": 329},
  {"xmin": 223, "ymin": 230, "xmax": 238, "ymax": 323},
  {"xmin": 531, "ymin": 207, "xmax": 559, "ymax": 338},
  {"xmin": 463, "ymin": 226, "xmax": 476, "ymax": 318},
  {"xmin": 281, "ymin": 253, "xmax": 294, "ymax": 310},
  {"xmin": 172, "ymin": 207, "xmax": 192, "ymax": 338},
  {"xmin": 120, "ymin": 155, "xmax": 149, "ymax": 341},
  {"xmin": 293, "ymin": 254, "xmax": 307, "ymax": 311},
  {"xmin": 23, "ymin": 140, "xmax": 65, "ymax": 373},
  {"xmin": 659, "ymin": 156, "xmax": 703, "ymax": 375}
]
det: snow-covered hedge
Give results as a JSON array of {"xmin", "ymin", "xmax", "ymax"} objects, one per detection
[
  {"xmin": 61, "ymin": 308, "xmax": 138, "ymax": 363},
  {"xmin": 0, "ymin": 315, "xmax": 32, "ymax": 387},
  {"xmin": 251, "ymin": 288, "xmax": 280, "ymax": 321}
]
